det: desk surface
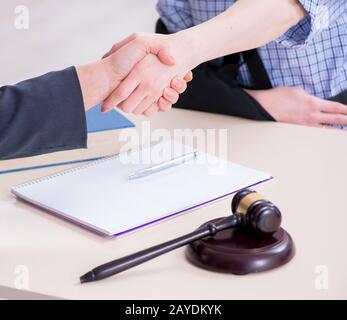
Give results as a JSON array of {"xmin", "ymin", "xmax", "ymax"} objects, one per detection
[{"xmin": 1, "ymin": 109, "xmax": 347, "ymax": 299}]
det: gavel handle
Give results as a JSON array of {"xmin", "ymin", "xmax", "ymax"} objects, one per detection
[{"xmin": 81, "ymin": 214, "xmax": 241, "ymax": 282}]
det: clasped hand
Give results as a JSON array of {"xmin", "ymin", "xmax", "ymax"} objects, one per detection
[{"xmin": 101, "ymin": 32, "xmax": 194, "ymax": 117}]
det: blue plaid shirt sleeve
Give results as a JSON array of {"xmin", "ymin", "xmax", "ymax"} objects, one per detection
[
  {"xmin": 276, "ymin": 0, "xmax": 346, "ymax": 48},
  {"xmin": 156, "ymin": 0, "xmax": 194, "ymax": 33}
]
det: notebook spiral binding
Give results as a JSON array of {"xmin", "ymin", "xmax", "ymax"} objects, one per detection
[
  {"xmin": 12, "ymin": 140, "xmax": 168, "ymax": 190},
  {"xmin": 12, "ymin": 154, "xmax": 120, "ymax": 190}
]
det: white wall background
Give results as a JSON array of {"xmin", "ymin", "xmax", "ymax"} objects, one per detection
[{"xmin": 0, "ymin": 0, "xmax": 158, "ymax": 85}]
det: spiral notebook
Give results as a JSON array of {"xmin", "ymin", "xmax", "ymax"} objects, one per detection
[{"xmin": 11, "ymin": 140, "xmax": 272, "ymax": 237}]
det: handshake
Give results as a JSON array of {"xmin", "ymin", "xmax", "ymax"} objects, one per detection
[{"xmin": 77, "ymin": 32, "xmax": 196, "ymax": 117}]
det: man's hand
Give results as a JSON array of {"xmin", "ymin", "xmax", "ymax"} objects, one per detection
[
  {"xmin": 76, "ymin": 32, "xmax": 192, "ymax": 111},
  {"xmin": 103, "ymin": 32, "xmax": 174, "ymax": 65},
  {"xmin": 102, "ymin": 53, "xmax": 192, "ymax": 115},
  {"xmin": 101, "ymin": 32, "xmax": 195, "ymax": 115},
  {"xmin": 246, "ymin": 87, "xmax": 347, "ymax": 127}
]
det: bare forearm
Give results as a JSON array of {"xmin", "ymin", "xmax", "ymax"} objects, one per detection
[
  {"xmin": 76, "ymin": 58, "xmax": 117, "ymax": 111},
  {"xmin": 173, "ymin": 0, "xmax": 306, "ymax": 67}
]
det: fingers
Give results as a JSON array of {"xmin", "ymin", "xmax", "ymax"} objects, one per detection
[
  {"xmin": 318, "ymin": 113, "xmax": 347, "ymax": 126},
  {"xmin": 140, "ymin": 97, "xmax": 173, "ymax": 115},
  {"xmin": 103, "ymin": 86, "xmax": 175, "ymax": 117},
  {"xmin": 314, "ymin": 100, "xmax": 347, "ymax": 125},
  {"xmin": 121, "ymin": 92, "xmax": 173, "ymax": 116},
  {"xmin": 158, "ymin": 97, "xmax": 173, "ymax": 112},
  {"xmin": 107, "ymin": 85, "xmax": 173, "ymax": 116},
  {"xmin": 118, "ymin": 84, "xmax": 149, "ymax": 113},
  {"xmin": 170, "ymin": 77, "xmax": 187, "ymax": 94},
  {"xmin": 132, "ymin": 95, "xmax": 157, "ymax": 115},
  {"xmin": 143, "ymin": 104, "xmax": 160, "ymax": 117},
  {"xmin": 101, "ymin": 71, "xmax": 140, "ymax": 112},
  {"xmin": 157, "ymin": 76, "xmax": 189, "ymax": 113},
  {"xmin": 163, "ymin": 88, "xmax": 179, "ymax": 104},
  {"xmin": 320, "ymin": 100, "xmax": 347, "ymax": 115},
  {"xmin": 184, "ymin": 71, "xmax": 193, "ymax": 82}
]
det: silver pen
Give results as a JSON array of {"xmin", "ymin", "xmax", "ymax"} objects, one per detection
[{"xmin": 128, "ymin": 151, "xmax": 200, "ymax": 180}]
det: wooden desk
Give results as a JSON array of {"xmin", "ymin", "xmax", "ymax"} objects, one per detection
[{"xmin": 1, "ymin": 109, "xmax": 346, "ymax": 299}]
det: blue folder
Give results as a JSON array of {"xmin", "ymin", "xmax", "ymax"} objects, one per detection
[
  {"xmin": 86, "ymin": 104, "xmax": 133, "ymax": 133},
  {"xmin": 0, "ymin": 104, "xmax": 134, "ymax": 174}
]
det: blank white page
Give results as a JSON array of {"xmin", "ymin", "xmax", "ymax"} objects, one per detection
[{"xmin": 12, "ymin": 140, "xmax": 272, "ymax": 236}]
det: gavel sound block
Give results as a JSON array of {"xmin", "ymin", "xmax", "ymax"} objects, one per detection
[
  {"xmin": 80, "ymin": 189, "xmax": 295, "ymax": 283},
  {"xmin": 186, "ymin": 222, "xmax": 294, "ymax": 275},
  {"xmin": 186, "ymin": 190, "xmax": 295, "ymax": 275}
]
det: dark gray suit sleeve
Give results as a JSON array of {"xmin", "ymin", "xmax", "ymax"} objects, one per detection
[{"xmin": 0, "ymin": 66, "xmax": 87, "ymax": 160}]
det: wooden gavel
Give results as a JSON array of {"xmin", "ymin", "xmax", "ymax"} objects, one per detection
[{"xmin": 80, "ymin": 189, "xmax": 282, "ymax": 283}]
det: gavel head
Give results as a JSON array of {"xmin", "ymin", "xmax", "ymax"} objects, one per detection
[{"xmin": 231, "ymin": 190, "xmax": 282, "ymax": 236}]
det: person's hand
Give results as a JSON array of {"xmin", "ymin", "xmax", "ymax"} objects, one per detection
[
  {"xmin": 106, "ymin": 50, "xmax": 192, "ymax": 117},
  {"xmin": 76, "ymin": 33, "xmax": 192, "ymax": 111},
  {"xmin": 103, "ymin": 32, "xmax": 172, "ymax": 63},
  {"xmin": 146, "ymin": 74, "xmax": 192, "ymax": 117},
  {"xmin": 101, "ymin": 32, "xmax": 196, "ymax": 115},
  {"xmin": 102, "ymin": 53, "xmax": 192, "ymax": 116},
  {"xmin": 103, "ymin": 33, "xmax": 193, "ymax": 108},
  {"xmin": 102, "ymin": 32, "xmax": 193, "ymax": 116},
  {"xmin": 246, "ymin": 87, "xmax": 347, "ymax": 127}
]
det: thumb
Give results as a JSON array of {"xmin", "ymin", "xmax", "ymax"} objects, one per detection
[
  {"xmin": 156, "ymin": 47, "xmax": 176, "ymax": 66},
  {"xmin": 102, "ymin": 35, "xmax": 134, "ymax": 59},
  {"xmin": 147, "ymin": 43, "xmax": 175, "ymax": 66}
]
